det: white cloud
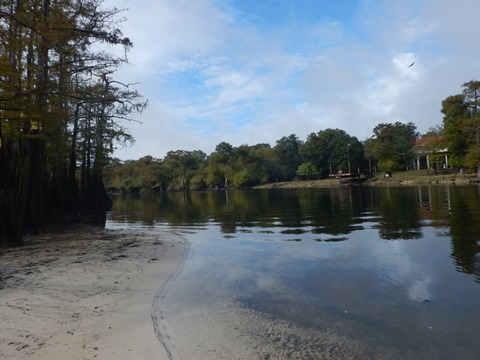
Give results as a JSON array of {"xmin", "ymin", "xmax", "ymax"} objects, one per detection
[{"xmin": 102, "ymin": 0, "xmax": 480, "ymax": 160}]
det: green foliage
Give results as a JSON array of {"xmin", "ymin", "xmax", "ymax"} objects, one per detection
[
  {"xmin": 464, "ymin": 145, "xmax": 480, "ymax": 174},
  {"xmin": 210, "ymin": 142, "xmax": 234, "ymax": 188},
  {"xmin": 0, "ymin": 0, "xmax": 144, "ymax": 245},
  {"xmin": 378, "ymin": 159, "xmax": 396, "ymax": 173},
  {"xmin": 190, "ymin": 172, "xmax": 208, "ymax": 191},
  {"xmin": 274, "ymin": 134, "xmax": 303, "ymax": 180},
  {"xmin": 229, "ymin": 144, "xmax": 272, "ymax": 187},
  {"xmin": 232, "ymin": 170, "xmax": 250, "ymax": 187},
  {"xmin": 162, "ymin": 150, "xmax": 206, "ymax": 190},
  {"xmin": 447, "ymin": 154, "xmax": 464, "ymax": 168},
  {"xmin": 440, "ymin": 80, "xmax": 480, "ymax": 172},
  {"xmin": 214, "ymin": 142, "xmax": 234, "ymax": 164},
  {"xmin": 103, "ymin": 156, "xmax": 165, "ymax": 193},
  {"xmin": 296, "ymin": 162, "xmax": 319, "ymax": 179},
  {"xmin": 167, "ymin": 177, "xmax": 185, "ymax": 192},
  {"xmin": 429, "ymin": 154, "xmax": 445, "ymax": 170},
  {"xmin": 300, "ymin": 129, "xmax": 364, "ymax": 177},
  {"xmin": 370, "ymin": 122, "xmax": 418, "ymax": 171},
  {"xmin": 441, "ymin": 94, "xmax": 470, "ymax": 158},
  {"xmin": 204, "ymin": 162, "xmax": 225, "ymax": 189}
]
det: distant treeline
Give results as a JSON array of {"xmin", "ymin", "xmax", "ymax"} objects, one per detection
[
  {"xmin": 105, "ymin": 80, "xmax": 480, "ymax": 193},
  {"xmin": 0, "ymin": 1, "xmax": 145, "ymax": 246}
]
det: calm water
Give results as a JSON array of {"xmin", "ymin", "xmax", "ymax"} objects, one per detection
[{"xmin": 106, "ymin": 186, "xmax": 480, "ymax": 359}]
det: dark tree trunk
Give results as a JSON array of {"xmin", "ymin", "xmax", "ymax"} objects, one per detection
[
  {"xmin": 16, "ymin": 137, "xmax": 48, "ymax": 235},
  {"xmin": 0, "ymin": 134, "xmax": 23, "ymax": 247},
  {"xmin": 67, "ymin": 102, "xmax": 81, "ymax": 213}
]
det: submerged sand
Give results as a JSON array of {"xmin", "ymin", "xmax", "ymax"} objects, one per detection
[
  {"xmin": 0, "ymin": 227, "xmax": 188, "ymax": 360},
  {"xmin": 0, "ymin": 226, "xmax": 456, "ymax": 360},
  {"xmin": 1, "ymin": 226, "xmax": 361, "ymax": 360}
]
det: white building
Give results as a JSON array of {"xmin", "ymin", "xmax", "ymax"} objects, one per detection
[{"xmin": 411, "ymin": 136, "xmax": 449, "ymax": 170}]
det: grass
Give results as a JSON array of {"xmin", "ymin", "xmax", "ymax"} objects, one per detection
[
  {"xmin": 255, "ymin": 170, "xmax": 478, "ymax": 189},
  {"xmin": 372, "ymin": 170, "xmax": 476, "ymax": 184}
]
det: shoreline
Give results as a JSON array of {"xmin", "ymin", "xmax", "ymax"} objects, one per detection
[
  {"xmin": 254, "ymin": 172, "xmax": 478, "ymax": 189},
  {"xmin": 0, "ymin": 226, "xmax": 189, "ymax": 360}
]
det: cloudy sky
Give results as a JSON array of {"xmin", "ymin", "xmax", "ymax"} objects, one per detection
[{"xmin": 104, "ymin": 0, "xmax": 479, "ymax": 160}]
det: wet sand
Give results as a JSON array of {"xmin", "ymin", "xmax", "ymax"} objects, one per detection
[
  {"xmin": 0, "ymin": 226, "xmax": 455, "ymax": 359},
  {"xmin": 0, "ymin": 227, "xmax": 188, "ymax": 360}
]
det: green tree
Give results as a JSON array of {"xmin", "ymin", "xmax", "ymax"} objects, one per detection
[
  {"xmin": 296, "ymin": 161, "xmax": 319, "ymax": 179},
  {"xmin": 462, "ymin": 81, "xmax": 480, "ymax": 145},
  {"xmin": 229, "ymin": 144, "xmax": 272, "ymax": 187},
  {"xmin": 0, "ymin": 0, "xmax": 142, "ymax": 246},
  {"xmin": 464, "ymin": 145, "xmax": 480, "ymax": 174},
  {"xmin": 462, "ymin": 81, "xmax": 480, "ymax": 175},
  {"xmin": 163, "ymin": 150, "xmax": 206, "ymax": 191},
  {"xmin": 274, "ymin": 134, "xmax": 303, "ymax": 181},
  {"xmin": 441, "ymin": 81, "xmax": 480, "ymax": 173},
  {"xmin": 104, "ymin": 156, "xmax": 168, "ymax": 193},
  {"xmin": 300, "ymin": 129, "xmax": 364, "ymax": 177},
  {"xmin": 441, "ymin": 94, "xmax": 470, "ymax": 167},
  {"xmin": 370, "ymin": 122, "xmax": 418, "ymax": 172},
  {"xmin": 211, "ymin": 142, "xmax": 234, "ymax": 189}
]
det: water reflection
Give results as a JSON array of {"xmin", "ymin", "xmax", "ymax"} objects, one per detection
[
  {"xmin": 109, "ymin": 186, "xmax": 480, "ymax": 280},
  {"xmin": 107, "ymin": 185, "xmax": 480, "ymax": 358},
  {"xmin": 447, "ymin": 186, "xmax": 480, "ymax": 282}
]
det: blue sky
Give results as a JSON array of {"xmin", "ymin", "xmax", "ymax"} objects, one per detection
[{"xmin": 105, "ymin": 0, "xmax": 480, "ymax": 160}]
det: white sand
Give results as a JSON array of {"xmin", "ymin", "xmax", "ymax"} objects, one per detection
[
  {"xmin": 0, "ymin": 227, "xmax": 435, "ymax": 360},
  {"xmin": 0, "ymin": 227, "xmax": 188, "ymax": 360}
]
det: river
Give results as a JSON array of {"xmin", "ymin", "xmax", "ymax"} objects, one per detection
[{"xmin": 106, "ymin": 186, "xmax": 480, "ymax": 359}]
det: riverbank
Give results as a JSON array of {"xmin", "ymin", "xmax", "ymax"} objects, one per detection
[
  {"xmin": 0, "ymin": 226, "xmax": 188, "ymax": 360},
  {"xmin": 255, "ymin": 170, "xmax": 478, "ymax": 189}
]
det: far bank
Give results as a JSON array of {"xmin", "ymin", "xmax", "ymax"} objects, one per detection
[{"xmin": 254, "ymin": 170, "xmax": 479, "ymax": 189}]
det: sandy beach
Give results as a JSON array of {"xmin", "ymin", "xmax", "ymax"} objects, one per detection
[
  {"xmin": 0, "ymin": 226, "xmax": 188, "ymax": 360},
  {"xmin": 0, "ymin": 223, "xmax": 462, "ymax": 360}
]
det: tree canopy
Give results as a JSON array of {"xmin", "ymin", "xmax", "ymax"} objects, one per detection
[
  {"xmin": 300, "ymin": 129, "xmax": 364, "ymax": 177},
  {"xmin": 104, "ymin": 129, "xmax": 368, "ymax": 192},
  {"xmin": 369, "ymin": 122, "xmax": 418, "ymax": 172},
  {"xmin": 0, "ymin": 0, "xmax": 145, "ymax": 246},
  {"xmin": 441, "ymin": 80, "xmax": 480, "ymax": 173}
]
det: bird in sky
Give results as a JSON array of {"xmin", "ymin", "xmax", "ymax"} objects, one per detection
[{"xmin": 408, "ymin": 62, "xmax": 415, "ymax": 67}]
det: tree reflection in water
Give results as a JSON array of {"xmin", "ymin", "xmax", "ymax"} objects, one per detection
[{"xmin": 109, "ymin": 185, "xmax": 480, "ymax": 283}]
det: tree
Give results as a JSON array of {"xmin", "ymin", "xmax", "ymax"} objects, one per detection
[
  {"xmin": 370, "ymin": 122, "xmax": 418, "ymax": 172},
  {"xmin": 300, "ymin": 129, "xmax": 364, "ymax": 177},
  {"xmin": 441, "ymin": 81, "xmax": 480, "ymax": 173},
  {"xmin": 0, "ymin": 0, "xmax": 143, "ymax": 246},
  {"xmin": 441, "ymin": 95, "xmax": 470, "ymax": 167},
  {"xmin": 363, "ymin": 137, "xmax": 376, "ymax": 173},
  {"xmin": 163, "ymin": 150, "xmax": 206, "ymax": 191},
  {"xmin": 231, "ymin": 144, "xmax": 271, "ymax": 187},
  {"xmin": 296, "ymin": 161, "xmax": 319, "ymax": 179},
  {"xmin": 211, "ymin": 142, "xmax": 233, "ymax": 189},
  {"xmin": 462, "ymin": 81, "xmax": 480, "ymax": 175},
  {"xmin": 462, "ymin": 81, "xmax": 480, "ymax": 145},
  {"xmin": 464, "ymin": 146, "xmax": 480, "ymax": 173},
  {"xmin": 274, "ymin": 134, "xmax": 303, "ymax": 181}
]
